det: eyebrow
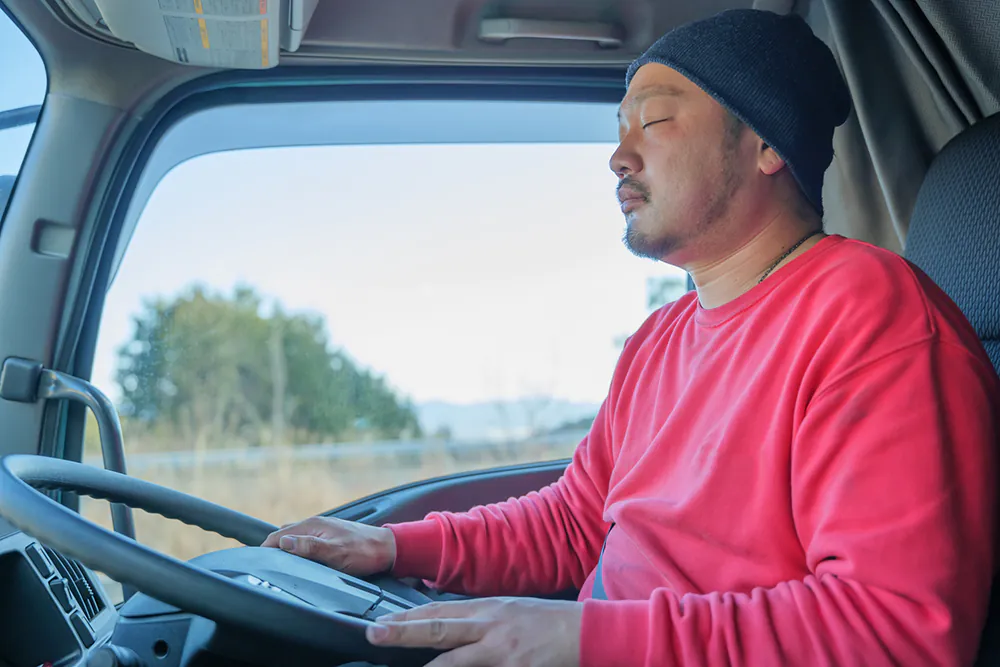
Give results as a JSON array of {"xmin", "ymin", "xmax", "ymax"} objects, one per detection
[{"xmin": 617, "ymin": 84, "xmax": 685, "ymax": 121}]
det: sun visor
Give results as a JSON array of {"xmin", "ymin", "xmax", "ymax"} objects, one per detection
[{"xmin": 92, "ymin": 0, "xmax": 319, "ymax": 68}]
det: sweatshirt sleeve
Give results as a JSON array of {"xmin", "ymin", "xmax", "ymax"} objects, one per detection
[
  {"xmin": 387, "ymin": 395, "xmax": 616, "ymax": 596},
  {"xmin": 579, "ymin": 341, "xmax": 998, "ymax": 667}
]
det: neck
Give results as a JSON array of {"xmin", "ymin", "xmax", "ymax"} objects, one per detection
[{"xmin": 686, "ymin": 211, "xmax": 823, "ymax": 309}]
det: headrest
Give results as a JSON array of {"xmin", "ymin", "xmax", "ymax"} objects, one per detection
[{"xmin": 905, "ymin": 113, "xmax": 1000, "ymax": 370}]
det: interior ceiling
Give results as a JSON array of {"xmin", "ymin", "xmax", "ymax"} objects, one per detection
[{"xmin": 53, "ymin": 0, "xmax": 757, "ymax": 67}]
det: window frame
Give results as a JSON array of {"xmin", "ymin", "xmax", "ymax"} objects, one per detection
[
  {"xmin": 50, "ymin": 65, "xmax": 627, "ymax": 504},
  {"xmin": 109, "ymin": 95, "xmax": 624, "ymax": 287}
]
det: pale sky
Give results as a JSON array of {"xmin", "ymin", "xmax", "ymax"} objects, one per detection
[
  {"xmin": 1, "ymin": 12, "xmax": 685, "ymax": 408},
  {"xmin": 0, "ymin": 11, "xmax": 45, "ymax": 174},
  {"xmin": 95, "ymin": 143, "xmax": 682, "ymax": 405}
]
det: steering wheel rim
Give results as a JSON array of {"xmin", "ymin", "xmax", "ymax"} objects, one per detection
[{"xmin": 0, "ymin": 454, "xmax": 438, "ymax": 666}]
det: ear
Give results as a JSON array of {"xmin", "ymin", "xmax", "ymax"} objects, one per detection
[{"xmin": 758, "ymin": 143, "xmax": 786, "ymax": 176}]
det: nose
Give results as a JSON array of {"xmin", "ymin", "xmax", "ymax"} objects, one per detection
[{"xmin": 610, "ymin": 133, "xmax": 641, "ymax": 178}]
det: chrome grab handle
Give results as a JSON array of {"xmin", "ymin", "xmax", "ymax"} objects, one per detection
[
  {"xmin": 0, "ymin": 358, "xmax": 135, "ymax": 541},
  {"xmin": 478, "ymin": 18, "xmax": 624, "ymax": 49}
]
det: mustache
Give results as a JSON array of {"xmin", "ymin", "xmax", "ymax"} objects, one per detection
[{"xmin": 616, "ymin": 177, "xmax": 651, "ymax": 202}]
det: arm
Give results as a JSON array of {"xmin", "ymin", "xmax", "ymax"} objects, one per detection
[
  {"xmin": 580, "ymin": 342, "xmax": 998, "ymax": 667},
  {"xmin": 388, "ymin": 396, "xmax": 616, "ymax": 597}
]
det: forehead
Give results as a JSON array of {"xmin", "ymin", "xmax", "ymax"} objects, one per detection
[
  {"xmin": 617, "ymin": 84, "xmax": 685, "ymax": 120},
  {"xmin": 617, "ymin": 64, "xmax": 700, "ymax": 120}
]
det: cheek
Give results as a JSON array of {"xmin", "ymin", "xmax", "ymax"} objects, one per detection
[
  {"xmin": 645, "ymin": 147, "xmax": 699, "ymax": 199},
  {"xmin": 649, "ymin": 137, "xmax": 723, "ymax": 192}
]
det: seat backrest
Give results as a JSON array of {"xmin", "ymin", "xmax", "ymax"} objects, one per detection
[
  {"xmin": 905, "ymin": 112, "xmax": 1000, "ymax": 371},
  {"xmin": 904, "ymin": 112, "xmax": 1000, "ymax": 666}
]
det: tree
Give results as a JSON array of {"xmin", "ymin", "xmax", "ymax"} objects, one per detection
[
  {"xmin": 115, "ymin": 285, "xmax": 422, "ymax": 448},
  {"xmin": 614, "ymin": 273, "xmax": 690, "ymax": 349},
  {"xmin": 645, "ymin": 274, "xmax": 689, "ymax": 311}
]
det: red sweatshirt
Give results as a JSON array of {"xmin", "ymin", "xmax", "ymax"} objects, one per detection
[{"xmin": 388, "ymin": 235, "xmax": 999, "ymax": 667}]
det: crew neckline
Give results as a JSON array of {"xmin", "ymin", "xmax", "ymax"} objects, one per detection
[{"xmin": 695, "ymin": 234, "xmax": 845, "ymax": 327}]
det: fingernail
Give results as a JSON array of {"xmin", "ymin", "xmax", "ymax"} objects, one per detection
[
  {"xmin": 366, "ymin": 624, "xmax": 389, "ymax": 643},
  {"xmin": 279, "ymin": 536, "xmax": 297, "ymax": 551}
]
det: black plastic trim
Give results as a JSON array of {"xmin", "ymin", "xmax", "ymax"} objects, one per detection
[{"xmin": 329, "ymin": 458, "xmax": 571, "ymax": 525}]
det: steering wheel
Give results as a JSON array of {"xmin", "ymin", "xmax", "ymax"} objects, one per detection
[{"xmin": 0, "ymin": 454, "xmax": 441, "ymax": 666}]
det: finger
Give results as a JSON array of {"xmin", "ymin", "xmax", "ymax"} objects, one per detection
[
  {"xmin": 380, "ymin": 600, "xmax": 484, "ymax": 623},
  {"xmin": 260, "ymin": 517, "xmax": 330, "ymax": 547},
  {"xmin": 366, "ymin": 619, "xmax": 487, "ymax": 649},
  {"xmin": 424, "ymin": 643, "xmax": 493, "ymax": 667},
  {"xmin": 261, "ymin": 520, "xmax": 311, "ymax": 547},
  {"xmin": 260, "ymin": 531, "xmax": 282, "ymax": 548},
  {"xmin": 277, "ymin": 534, "xmax": 341, "ymax": 566}
]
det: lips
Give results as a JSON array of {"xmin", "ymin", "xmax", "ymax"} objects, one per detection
[
  {"xmin": 616, "ymin": 179, "xmax": 649, "ymax": 214},
  {"xmin": 617, "ymin": 187, "xmax": 647, "ymax": 213}
]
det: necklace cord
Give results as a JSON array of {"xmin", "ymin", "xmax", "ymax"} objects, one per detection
[{"xmin": 758, "ymin": 231, "xmax": 822, "ymax": 285}]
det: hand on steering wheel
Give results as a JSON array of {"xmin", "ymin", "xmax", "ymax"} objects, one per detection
[{"xmin": 262, "ymin": 515, "xmax": 397, "ymax": 577}]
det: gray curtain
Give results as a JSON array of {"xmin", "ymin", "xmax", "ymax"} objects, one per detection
[{"xmin": 806, "ymin": 0, "xmax": 1000, "ymax": 252}]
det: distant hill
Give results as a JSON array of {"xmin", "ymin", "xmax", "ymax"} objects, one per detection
[{"xmin": 416, "ymin": 398, "xmax": 599, "ymax": 442}]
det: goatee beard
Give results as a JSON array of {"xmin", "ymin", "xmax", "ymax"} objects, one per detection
[{"xmin": 622, "ymin": 223, "xmax": 677, "ymax": 261}]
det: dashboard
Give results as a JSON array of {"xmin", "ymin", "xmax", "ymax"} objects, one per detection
[
  {"xmin": 0, "ymin": 517, "xmax": 116, "ymax": 667},
  {"xmin": 0, "ymin": 514, "xmax": 452, "ymax": 667}
]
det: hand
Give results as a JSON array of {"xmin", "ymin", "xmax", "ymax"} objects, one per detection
[
  {"xmin": 260, "ymin": 515, "xmax": 396, "ymax": 577},
  {"xmin": 365, "ymin": 597, "xmax": 583, "ymax": 667}
]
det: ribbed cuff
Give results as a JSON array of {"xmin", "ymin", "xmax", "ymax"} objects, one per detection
[
  {"xmin": 386, "ymin": 520, "xmax": 445, "ymax": 580},
  {"xmin": 580, "ymin": 598, "xmax": 651, "ymax": 667}
]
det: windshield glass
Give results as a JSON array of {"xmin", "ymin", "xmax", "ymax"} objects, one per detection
[
  {"xmin": 81, "ymin": 99, "xmax": 690, "ymax": 602},
  {"xmin": 0, "ymin": 7, "xmax": 46, "ymax": 222}
]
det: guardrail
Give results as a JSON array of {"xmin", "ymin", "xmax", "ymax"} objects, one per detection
[{"xmin": 84, "ymin": 430, "xmax": 589, "ymax": 474}]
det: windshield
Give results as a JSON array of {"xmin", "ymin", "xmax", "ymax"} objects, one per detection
[
  {"xmin": 0, "ymin": 7, "xmax": 46, "ymax": 222},
  {"xmin": 79, "ymin": 99, "xmax": 690, "ymax": 592}
]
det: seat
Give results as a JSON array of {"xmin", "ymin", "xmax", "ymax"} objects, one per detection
[
  {"xmin": 904, "ymin": 112, "xmax": 1000, "ymax": 665},
  {"xmin": 906, "ymin": 113, "xmax": 1000, "ymax": 368}
]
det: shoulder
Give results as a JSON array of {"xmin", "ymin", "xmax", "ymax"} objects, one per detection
[
  {"xmin": 801, "ymin": 236, "xmax": 967, "ymax": 339},
  {"xmin": 795, "ymin": 236, "xmax": 989, "ymax": 378},
  {"xmin": 805, "ymin": 236, "xmax": 926, "ymax": 303},
  {"xmin": 615, "ymin": 290, "xmax": 697, "ymax": 366},
  {"xmin": 635, "ymin": 290, "xmax": 698, "ymax": 340}
]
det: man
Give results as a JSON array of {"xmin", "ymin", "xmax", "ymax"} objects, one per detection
[{"xmin": 264, "ymin": 9, "xmax": 999, "ymax": 666}]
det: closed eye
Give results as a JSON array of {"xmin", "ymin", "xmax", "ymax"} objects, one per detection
[{"xmin": 642, "ymin": 118, "xmax": 671, "ymax": 129}]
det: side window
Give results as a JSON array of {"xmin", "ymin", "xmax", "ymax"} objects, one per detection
[
  {"xmin": 0, "ymin": 8, "xmax": 46, "ymax": 221},
  {"xmin": 82, "ymin": 103, "xmax": 688, "ymax": 570}
]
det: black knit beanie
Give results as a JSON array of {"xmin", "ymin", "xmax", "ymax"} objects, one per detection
[{"xmin": 625, "ymin": 9, "xmax": 851, "ymax": 216}]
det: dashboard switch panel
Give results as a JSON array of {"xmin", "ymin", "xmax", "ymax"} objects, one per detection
[
  {"xmin": 70, "ymin": 611, "xmax": 97, "ymax": 647},
  {"xmin": 0, "ymin": 531, "xmax": 115, "ymax": 666},
  {"xmin": 24, "ymin": 543, "xmax": 54, "ymax": 578},
  {"xmin": 50, "ymin": 577, "xmax": 75, "ymax": 612}
]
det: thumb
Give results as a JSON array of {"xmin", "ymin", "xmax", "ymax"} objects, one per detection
[{"xmin": 279, "ymin": 534, "xmax": 337, "ymax": 565}]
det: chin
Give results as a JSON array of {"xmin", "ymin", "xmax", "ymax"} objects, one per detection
[
  {"xmin": 624, "ymin": 209, "xmax": 691, "ymax": 261},
  {"xmin": 623, "ymin": 224, "xmax": 671, "ymax": 261}
]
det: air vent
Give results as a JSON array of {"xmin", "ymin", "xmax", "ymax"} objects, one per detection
[{"xmin": 43, "ymin": 548, "xmax": 105, "ymax": 621}]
